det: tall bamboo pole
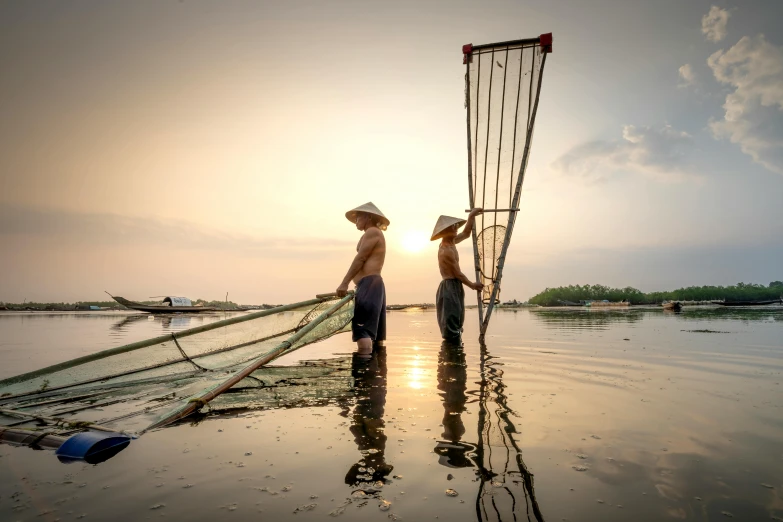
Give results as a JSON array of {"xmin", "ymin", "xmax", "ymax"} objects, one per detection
[{"xmin": 465, "ymin": 50, "xmax": 485, "ymax": 329}]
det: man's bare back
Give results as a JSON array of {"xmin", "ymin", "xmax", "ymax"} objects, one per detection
[{"xmin": 435, "ymin": 208, "xmax": 484, "ymax": 290}]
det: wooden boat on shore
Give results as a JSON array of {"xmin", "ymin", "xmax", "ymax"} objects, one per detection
[
  {"xmin": 662, "ymin": 301, "xmax": 682, "ymax": 312},
  {"xmin": 584, "ymin": 300, "xmax": 630, "ymax": 308},
  {"xmin": 712, "ymin": 299, "xmax": 782, "ymax": 307},
  {"xmin": 110, "ymin": 295, "xmax": 219, "ymax": 313}
]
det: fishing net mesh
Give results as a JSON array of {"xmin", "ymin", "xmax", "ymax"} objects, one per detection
[
  {"xmin": 467, "ymin": 41, "xmax": 543, "ymax": 309},
  {"xmin": 0, "ymin": 296, "xmax": 354, "ymax": 432},
  {"xmin": 476, "ymin": 225, "xmax": 506, "ymax": 304}
]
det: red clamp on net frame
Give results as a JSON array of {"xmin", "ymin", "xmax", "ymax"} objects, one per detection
[
  {"xmin": 539, "ymin": 33, "xmax": 553, "ymax": 53},
  {"xmin": 462, "ymin": 43, "xmax": 473, "ymax": 64}
]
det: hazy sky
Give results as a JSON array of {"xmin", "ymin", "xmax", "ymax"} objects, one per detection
[{"xmin": 1, "ymin": 0, "xmax": 782, "ymax": 304}]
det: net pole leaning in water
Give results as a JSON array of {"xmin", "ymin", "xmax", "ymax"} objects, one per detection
[
  {"xmin": 465, "ymin": 47, "xmax": 484, "ymax": 329},
  {"xmin": 142, "ymin": 294, "xmax": 355, "ymax": 433},
  {"xmin": 481, "ymin": 51, "xmax": 548, "ymax": 337},
  {"xmin": 0, "ymin": 296, "xmax": 332, "ymax": 393}
]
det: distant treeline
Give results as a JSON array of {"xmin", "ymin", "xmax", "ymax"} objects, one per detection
[{"xmin": 528, "ymin": 282, "xmax": 783, "ymax": 306}]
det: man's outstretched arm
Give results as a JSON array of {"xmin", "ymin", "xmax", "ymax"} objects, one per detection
[
  {"xmin": 455, "ymin": 208, "xmax": 483, "ymax": 244},
  {"xmin": 336, "ymin": 230, "xmax": 380, "ymax": 296}
]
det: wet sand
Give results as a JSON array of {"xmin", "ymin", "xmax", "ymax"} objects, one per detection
[{"xmin": 1, "ymin": 307, "xmax": 782, "ymax": 521}]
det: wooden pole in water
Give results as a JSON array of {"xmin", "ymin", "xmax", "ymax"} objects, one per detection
[
  {"xmin": 464, "ymin": 48, "xmax": 485, "ymax": 330},
  {"xmin": 141, "ymin": 293, "xmax": 355, "ymax": 433}
]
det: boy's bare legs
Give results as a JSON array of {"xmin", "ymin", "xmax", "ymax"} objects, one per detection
[{"xmin": 357, "ymin": 338, "xmax": 373, "ymax": 356}]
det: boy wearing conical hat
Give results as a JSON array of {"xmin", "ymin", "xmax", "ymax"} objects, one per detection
[
  {"xmin": 336, "ymin": 202, "xmax": 389, "ymax": 356},
  {"xmin": 431, "ymin": 208, "xmax": 484, "ymax": 341}
]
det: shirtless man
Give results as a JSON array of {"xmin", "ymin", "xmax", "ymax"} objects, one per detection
[
  {"xmin": 430, "ymin": 208, "xmax": 483, "ymax": 341},
  {"xmin": 336, "ymin": 202, "xmax": 389, "ymax": 355}
]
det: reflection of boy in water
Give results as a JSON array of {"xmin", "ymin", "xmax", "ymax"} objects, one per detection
[
  {"xmin": 345, "ymin": 347, "xmax": 393, "ymax": 488},
  {"xmin": 434, "ymin": 340, "xmax": 475, "ymax": 468}
]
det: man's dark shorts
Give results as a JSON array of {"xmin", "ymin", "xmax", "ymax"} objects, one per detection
[
  {"xmin": 352, "ymin": 275, "xmax": 386, "ymax": 342},
  {"xmin": 436, "ymin": 278, "xmax": 465, "ymax": 340}
]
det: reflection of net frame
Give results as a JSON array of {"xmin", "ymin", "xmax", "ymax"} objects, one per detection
[{"xmin": 463, "ymin": 34, "xmax": 552, "ymax": 339}]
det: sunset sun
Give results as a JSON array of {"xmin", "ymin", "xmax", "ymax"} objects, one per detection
[{"xmin": 401, "ymin": 230, "xmax": 429, "ymax": 253}]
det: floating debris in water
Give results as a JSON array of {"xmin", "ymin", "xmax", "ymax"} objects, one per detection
[
  {"xmin": 573, "ymin": 465, "xmax": 588, "ymax": 472},
  {"xmin": 310, "ymin": 495, "xmax": 319, "ymax": 499},
  {"xmin": 282, "ymin": 485, "xmax": 293, "ymax": 492},
  {"xmin": 447, "ymin": 474, "xmax": 454, "ymax": 480},
  {"xmin": 329, "ymin": 499, "xmax": 352, "ymax": 517},
  {"xmin": 576, "ymin": 454, "xmax": 588, "ymax": 459},
  {"xmin": 597, "ymin": 499, "xmax": 604, "ymax": 504},
  {"xmin": 694, "ymin": 496, "xmax": 702, "ymax": 501},
  {"xmin": 150, "ymin": 504, "xmax": 165, "ymax": 510},
  {"xmin": 591, "ymin": 435, "xmax": 601, "ymax": 440},
  {"xmin": 183, "ymin": 484, "xmax": 194, "ymax": 489},
  {"xmin": 245, "ymin": 452, "xmax": 253, "ymax": 456},
  {"xmin": 293, "ymin": 503, "xmax": 317, "ymax": 513},
  {"xmin": 761, "ymin": 483, "xmax": 775, "ymax": 489},
  {"xmin": 445, "ymin": 489, "xmax": 458, "ymax": 497},
  {"xmin": 379, "ymin": 500, "xmax": 392, "ymax": 511},
  {"xmin": 721, "ymin": 511, "xmax": 734, "ymax": 518}
]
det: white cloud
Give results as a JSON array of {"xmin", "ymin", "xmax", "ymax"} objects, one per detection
[
  {"xmin": 552, "ymin": 125, "xmax": 695, "ymax": 182},
  {"xmin": 702, "ymin": 6, "xmax": 731, "ymax": 43},
  {"xmin": 708, "ymin": 34, "xmax": 783, "ymax": 175},
  {"xmin": 678, "ymin": 64, "xmax": 697, "ymax": 88}
]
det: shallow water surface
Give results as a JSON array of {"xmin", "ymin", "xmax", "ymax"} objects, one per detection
[{"xmin": 1, "ymin": 307, "xmax": 782, "ymax": 521}]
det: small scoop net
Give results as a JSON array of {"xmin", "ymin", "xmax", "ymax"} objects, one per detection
[
  {"xmin": 0, "ymin": 295, "xmax": 354, "ymax": 434},
  {"xmin": 476, "ymin": 225, "xmax": 506, "ymax": 304}
]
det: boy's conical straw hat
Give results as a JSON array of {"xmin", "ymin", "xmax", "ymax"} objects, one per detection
[
  {"xmin": 431, "ymin": 215, "xmax": 467, "ymax": 241},
  {"xmin": 345, "ymin": 202, "xmax": 390, "ymax": 227}
]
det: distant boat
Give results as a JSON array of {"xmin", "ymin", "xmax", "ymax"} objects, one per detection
[
  {"xmin": 109, "ymin": 295, "xmax": 218, "ymax": 314},
  {"xmin": 713, "ymin": 298, "xmax": 782, "ymax": 307},
  {"xmin": 585, "ymin": 300, "xmax": 630, "ymax": 308},
  {"xmin": 662, "ymin": 301, "xmax": 682, "ymax": 312}
]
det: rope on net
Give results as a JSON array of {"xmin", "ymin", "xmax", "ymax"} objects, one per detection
[{"xmin": 171, "ymin": 333, "xmax": 211, "ymax": 373}]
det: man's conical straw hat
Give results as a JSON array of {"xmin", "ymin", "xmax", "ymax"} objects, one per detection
[
  {"xmin": 345, "ymin": 202, "xmax": 390, "ymax": 227},
  {"xmin": 431, "ymin": 215, "xmax": 467, "ymax": 241}
]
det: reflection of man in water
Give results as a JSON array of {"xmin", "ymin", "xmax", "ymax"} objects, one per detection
[
  {"xmin": 345, "ymin": 347, "xmax": 393, "ymax": 488},
  {"xmin": 434, "ymin": 340, "xmax": 475, "ymax": 468}
]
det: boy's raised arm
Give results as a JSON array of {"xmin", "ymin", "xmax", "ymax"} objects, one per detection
[{"xmin": 455, "ymin": 208, "xmax": 483, "ymax": 244}]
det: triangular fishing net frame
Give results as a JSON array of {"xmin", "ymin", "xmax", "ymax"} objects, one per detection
[{"xmin": 463, "ymin": 34, "xmax": 552, "ymax": 339}]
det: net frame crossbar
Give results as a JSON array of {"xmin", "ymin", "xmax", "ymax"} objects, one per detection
[{"xmin": 463, "ymin": 34, "xmax": 552, "ymax": 339}]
